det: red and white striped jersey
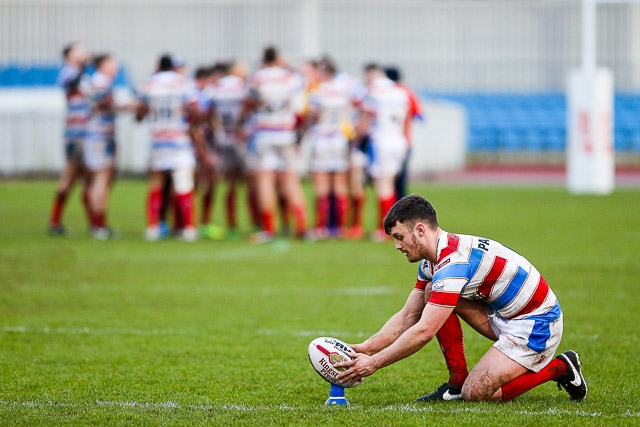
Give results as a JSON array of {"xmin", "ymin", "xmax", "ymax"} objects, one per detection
[
  {"xmin": 415, "ymin": 231, "xmax": 559, "ymax": 320},
  {"xmin": 361, "ymin": 77, "xmax": 409, "ymax": 141},
  {"xmin": 248, "ymin": 66, "xmax": 303, "ymax": 132},
  {"xmin": 309, "ymin": 74, "xmax": 360, "ymax": 136},
  {"xmin": 138, "ymin": 71, "xmax": 196, "ymax": 144}
]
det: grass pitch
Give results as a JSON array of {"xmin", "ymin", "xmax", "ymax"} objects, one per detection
[{"xmin": 1, "ymin": 179, "xmax": 639, "ymax": 426}]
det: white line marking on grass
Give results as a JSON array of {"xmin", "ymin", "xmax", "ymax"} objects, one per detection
[
  {"xmin": 212, "ymin": 240, "xmax": 290, "ymax": 261},
  {"xmin": 2, "ymin": 326, "xmax": 188, "ymax": 336},
  {"xmin": 0, "ymin": 400, "xmax": 630, "ymax": 418}
]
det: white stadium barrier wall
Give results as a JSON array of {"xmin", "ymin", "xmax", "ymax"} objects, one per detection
[{"xmin": 0, "ymin": 91, "xmax": 466, "ymax": 176}]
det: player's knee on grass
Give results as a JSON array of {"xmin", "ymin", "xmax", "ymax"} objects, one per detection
[{"xmin": 461, "ymin": 371, "xmax": 502, "ymax": 402}]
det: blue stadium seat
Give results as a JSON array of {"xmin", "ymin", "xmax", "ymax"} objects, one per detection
[
  {"xmin": 524, "ymin": 130, "xmax": 545, "ymax": 151},
  {"xmin": 615, "ymin": 130, "xmax": 631, "ymax": 152},
  {"xmin": 500, "ymin": 130, "xmax": 524, "ymax": 151},
  {"xmin": 547, "ymin": 130, "xmax": 566, "ymax": 152},
  {"xmin": 631, "ymin": 131, "xmax": 640, "ymax": 153},
  {"xmin": 0, "ymin": 65, "xmax": 21, "ymax": 86}
]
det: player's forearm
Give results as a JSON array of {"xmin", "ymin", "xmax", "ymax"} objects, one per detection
[
  {"xmin": 370, "ymin": 323, "xmax": 434, "ymax": 370},
  {"xmin": 362, "ymin": 311, "xmax": 417, "ymax": 354}
]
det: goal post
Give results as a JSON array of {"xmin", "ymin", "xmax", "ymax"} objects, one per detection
[{"xmin": 566, "ymin": 0, "xmax": 615, "ymax": 194}]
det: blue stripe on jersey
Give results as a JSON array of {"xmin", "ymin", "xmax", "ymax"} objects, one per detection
[
  {"xmin": 489, "ymin": 266, "xmax": 529, "ymax": 312},
  {"xmin": 433, "ymin": 263, "xmax": 468, "ymax": 284},
  {"xmin": 152, "ymin": 141, "xmax": 191, "ymax": 149},
  {"xmin": 526, "ymin": 302, "xmax": 562, "ymax": 352},
  {"xmin": 467, "ymin": 248, "xmax": 484, "ymax": 280}
]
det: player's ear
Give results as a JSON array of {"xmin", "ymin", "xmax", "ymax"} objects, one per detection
[{"xmin": 415, "ymin": 222, "xmax": 426, "ymax": 237}]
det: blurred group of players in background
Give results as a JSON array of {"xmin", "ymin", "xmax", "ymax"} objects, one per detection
[{"xmin": 47, "ymin": 43, "xmax": 423, "ymax": 243}]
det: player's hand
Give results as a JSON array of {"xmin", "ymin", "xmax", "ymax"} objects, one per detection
[
  {"xmin": 349, "ymin": 343, "xmax": 371, "ymax": 355},
  {"xmin": 335, "ymin": 352, "xmax": 378, "ymax": 387}
]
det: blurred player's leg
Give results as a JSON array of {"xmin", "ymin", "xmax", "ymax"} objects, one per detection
[
  {"xmin": 332, "ymin": 171, "xmax": 350, "ymax": 237},
  {"xmin": 371, "ymin": 175, "xmax": 396, "ymax": 242},
  {"xmin": 145, "ymin": 171, "xmax": 165, "ymax": 241},
  {"xmin": 48, "ymin": 139, "xmax": 87, "ymax": 235},
  {"xmin": 312, "ymin": 171, "xmax": 331, "ymax": 238},
  {"xmin": 173, "ymin": 168, "xmax": 197, "ymax": 241},
  {"xmin": 252, "ymin": 169, "xmax": 277, "ymax": 243},
  {"xmin": 347, "ymin": 148, "xmax": 367, "ymax": 240},
  {"xmin": 88, "ymin": 167, "xmax": 113, "ymax": 239},
  {"xmin": 277, "ymin": 169, "xmax": 307, "ymax": 239}
]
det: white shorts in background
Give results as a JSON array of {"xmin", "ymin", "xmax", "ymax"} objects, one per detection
[
  {"xmin": 367, "ymin": 135, "xmax": 408, "ymax": 179},
  {"xmin": 83, "ymin": 136, "xmax": 116, "ymax": 171},
  {"xmin": 149, "ymin": 140, "xmax": 196, "ymax": 172},
  {"xmin": 249, "ymin": 130, "xmax": 298, "ymax": 172},
  {"xmin": 309, "ymin": 132, "xmax": 350, "ymax": 173},
  {"xmin": 488, "ymin": 303, "xmax": 563, "ymax": 372},
  {"xmin": 350, "ymin": 148, "xmax": 367, "ymax": 170}
]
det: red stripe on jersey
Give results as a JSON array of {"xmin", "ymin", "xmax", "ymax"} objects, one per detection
[
  {"xmin": 428, "ymin": 291, "xmax": 460, "ymax": 308},
  {"xmin": 477, "ymin": 256, "xmax": 507, "ymax": 299},
  {"xmin": 415, "ymin": 279, "xmax": 429, "ymax": 291},
  {"xmin": 508, "ymin": 276, "xmax": 550, "ymax": 319},
  {"xmin": 437, "ymin": 234, "xmax": 460, "ymax": 264}
]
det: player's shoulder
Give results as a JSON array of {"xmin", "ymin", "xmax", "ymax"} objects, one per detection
[
  {"xmin": 435, "ymin": 232, "xmax": 474, "ymax": 263},
  {"xmin": 91, "ymin": 72, "xmax": 112, "ymax": 89}
]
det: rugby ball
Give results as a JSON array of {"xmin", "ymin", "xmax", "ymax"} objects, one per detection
[{"xmin": 308, "ymin": 336, "xmax": 361, "ymax": 388}]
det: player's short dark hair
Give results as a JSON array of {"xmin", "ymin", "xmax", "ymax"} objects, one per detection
[
  {"xmin": 263, "ymin": 46, "xmax": 278, "ymax": 64},
  {"xmin": 364, "ymin": 62, "xmax": 381, "ymax": 72},
  {"xmin": 385, "ymin": 66, "xmax": 401, "ymax": 82},
  {"xmin": 194, "ymin": 66, "xmax": 211, "ymax": 79},
  {"xmin": 93, "ymin": 53, "xmax": 111, "ymax": 69},
  {"xmin": 211, "ymin": 62, "xmax": 229, "ymax": 75},
  {"xmin": 318, "ymin": 56, "xmax": 337, "ymax": 75},
  {"xmin": 62, "ymin": 43, "xmax": 76, "ymax": 60},
  {"xmin": 383, "ymin": 194, "xmax": 439, "ymax": 234},
  {"xmin": 158, "ymin": 54, "xmax": 174, "ymax": 71}
]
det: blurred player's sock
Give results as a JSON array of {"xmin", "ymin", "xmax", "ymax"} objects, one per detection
[
  {"xmin": 49, "ymin": 191, "xmax": 67, "ymax": 227},
  {"xmin": 293, "ymin": 204, "xmax": 307, "ymax": 237},
  {"xmin": 176, "ymin": 191, "xmax": 195, "ymax": 229},
  {"xmin": 261, "ymin": 210, "xmax": 276, "ymax": 235},
  {"xmin": 501, "ymin": 357, "xmax": 567, "ymax": 401},
  {"xmin": 146, "ymin": 188, "xmax": 162, "ymax": 227},
  {"xmin": 92, "ymin": 212, "xmax": 106, "ymax": 229},
  {"xmin": 335, "ymin": 195, "xmax": 349, "ymax": 228},
  {"xmin": 436, "ymin": 313, "xmax": 469, "ymax": 388},
  {"xmin": 316, "ymin": 196, "xmax": 330, "ymax": 229},
  {"xmin": 378, "ymin": 194, "xmax": 396, "ymax": 230}
]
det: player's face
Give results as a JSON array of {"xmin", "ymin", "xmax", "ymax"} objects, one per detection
[
  {"xmin": 99, "ymin": 57, "xmax": 118, "ymax": 77},
  {"xmin": 390, "ymin": 222, "xmax": 425, "ymax": 263}
]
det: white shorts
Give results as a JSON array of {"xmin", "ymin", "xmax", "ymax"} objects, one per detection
[
  {"xmin": 249, "ymin": 130, "xmax": 298, "ymax": 172},
  {"xmin": 350, "ymin": 148, "xmax": 368, "ymax": 170},
  {"xmin": 83, "ymin": 136, "xmax": 115, "ymax": 171},
  {"xmin": 488, "ymin": 303, "xmax": 563, "ymax": 372},
  {"xmin": 367, "ymin": 135, "xmax": 408, "ymax": 179},
  {"xmin": 149, "ymin": 140, "xmax": 196, "ymax": 172},
  {"xmin": 309, "ymin": 132, "xmax": 350, "ymax": 173}
]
